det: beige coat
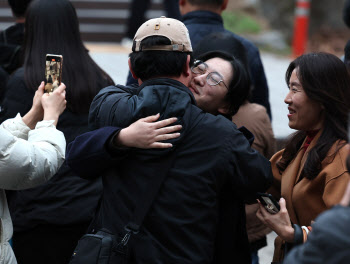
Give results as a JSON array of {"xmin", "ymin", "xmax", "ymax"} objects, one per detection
[
  {"xmin": 269, "ymin": 131, "xmax": 350, "ymax": 261},
  {"xmin": 232, "ymin": 102, "xmax": 276, "ymax": 243}
]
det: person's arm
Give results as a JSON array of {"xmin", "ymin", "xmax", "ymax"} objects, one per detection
[
  {"xmin": 0, "ymin": 82, "xmax": 66, "ymax": 190},
  {"xmin": 67, "ymin": 114, "xmax": 182, "ymax": 179}
]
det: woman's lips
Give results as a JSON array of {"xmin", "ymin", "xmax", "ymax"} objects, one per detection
[
  {"xmin": 288, "ymin": 108, "xmax": 296, "ymax": 117},
  {"xmin": 189, "ymin": 85, "xmax": 199, "ymax": 95}
]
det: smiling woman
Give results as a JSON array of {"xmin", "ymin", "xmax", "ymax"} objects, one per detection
[{"xmin": 256, "ymin": 52, "xmax": 350, "ymax": 262}]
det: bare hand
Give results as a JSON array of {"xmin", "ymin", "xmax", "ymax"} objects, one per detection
[
  {"xmin": 22, "ymin": 82, "xmax": 46, "ymax": 129},
  {"xmin": 41, "ymin": 83, "xmax": 67, "ymax": 125},
  {"xmin": 256, "ymin": 198, "xmax": 294, "ymax": 243},
  {"xmin": 116, "ymin": 113, "xmax": 182, "ymax": 148}
]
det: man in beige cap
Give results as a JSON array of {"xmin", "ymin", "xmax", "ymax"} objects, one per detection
[{"xmin": 71, "ymin": 17, "xmax": 272, "ymax": 263}]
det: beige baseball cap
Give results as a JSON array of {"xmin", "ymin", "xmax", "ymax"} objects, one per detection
[{"xmin": 133, "ymin": 16, "xmax": 193, "ymax": 53}]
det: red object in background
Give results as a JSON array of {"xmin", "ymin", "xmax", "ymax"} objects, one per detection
[{"xmin": 292, "ymin": 0, "xmax": 311, "ymax": 58}]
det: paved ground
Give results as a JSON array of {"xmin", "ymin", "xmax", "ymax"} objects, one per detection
[{"xmin": 87, "ymin": 43, "xmax": 293, "ymax": 264}]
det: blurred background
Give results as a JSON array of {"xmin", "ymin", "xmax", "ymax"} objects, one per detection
[{"xmin": 0, "ymin": 0, "xmax": 348, "ymax": 55}]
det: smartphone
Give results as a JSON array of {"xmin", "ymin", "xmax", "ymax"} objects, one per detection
[
  {"xmin": 45, "ymin": 54, "xmax": 63, "ymax": 93},
  {"xmin": 257, "ymin": 192, "xmax": 280, "ymax": 214}
]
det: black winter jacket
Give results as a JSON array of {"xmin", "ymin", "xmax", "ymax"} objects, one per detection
[
  {"xmin": 86, "ymin": 78, "xmax": 273, "ymax": 263},
  {"xmin": 0, "ymin": 67, "xmax": 102, "ymax": 231}
]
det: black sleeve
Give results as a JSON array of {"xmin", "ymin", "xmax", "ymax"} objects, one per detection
[{"xmin": 66, "ymin": 126, "xmax": 129, "ymax": 179}]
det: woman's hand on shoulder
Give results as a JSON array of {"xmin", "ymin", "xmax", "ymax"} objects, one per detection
[
  {"xmin": 256, "ymin": 197, "xmax": 295, "ymax": 243},
  {"xmin": 115, "ymin": 113, "xmax": 182, "ymax": 149}
]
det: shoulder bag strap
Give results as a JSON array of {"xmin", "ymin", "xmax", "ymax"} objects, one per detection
[{"xmin": 119, "ymin": 150, "xmax": 177, "ymax": 246}]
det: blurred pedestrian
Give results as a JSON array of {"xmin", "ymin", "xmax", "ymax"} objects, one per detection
[
  {"xmin": 122, "ymin": 0, "xmax": 181, "ymax": 45},
  {"xmin": 0, "ymin": 0, "xmax": 32, "ymax": 74},
  {"xmin": 256, "ymin": 53, "xmax": 350, "ymax": 263},
  {"xmin": 0, "ymin": 0, "xmax": 114, "ymax": 263}
]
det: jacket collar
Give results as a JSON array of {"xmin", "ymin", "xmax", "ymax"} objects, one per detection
[
  {"xmin": 182, "ymin": 10, "xmax": 223, "ymax": 25},
  {"xmin": 137, "ymin": 78, "xmax": 197, "ymax": 105}
]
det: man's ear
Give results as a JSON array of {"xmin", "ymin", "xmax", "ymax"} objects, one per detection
[
  {"xmin": 221, "ymin": 0, "xmax": 228, "ymax": 11},
  {"xmin": 128, "ymin": 58, "xmax": 138, "ymax": 80},
  {"xmin": 179, "ymin": 0, "xmax": 187, "ymax": 16}
]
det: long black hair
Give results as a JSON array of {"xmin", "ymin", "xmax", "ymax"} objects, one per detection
[
  {"xmin": 277, "ymin": 52, "xmax": 350, "ymax": 180},
  {"xmin": 23, "ymin": 0, "xmax": 114, "ymax": 113}
]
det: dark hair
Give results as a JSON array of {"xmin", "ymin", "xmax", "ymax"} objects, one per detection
[
  {"xmin": 23, "ymin": 0, "xmax": 114, "ymax": 114},
  {"xmin": 277, "ymin": 52, "xmax": 350, "ymax": 180},
  {"xmin": 193, "ymin": 31, "xmax": 252, "ymax": 102},
  {"xmin": 197, "ymin": 50, "xmax": 251, "ymax": 116},
  {"xmin": 8, "ymin": 0, "xmax": 32, "ymax": 17},
  {"xmin": 129, "ymin": 36, "xmax": 193, "ymax": 81},
  {"xmin": 188, "ymin": 0, "xmax": 224, "ymax": 7}
]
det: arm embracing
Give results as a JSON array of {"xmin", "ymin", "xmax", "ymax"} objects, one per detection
[
  {"xmin": 66, "ymin": 126, "xmax": 123, "ymax": 179},
  {"xmin": 0, "ymin": 116, "xmax": 65, "ymax": 190}
]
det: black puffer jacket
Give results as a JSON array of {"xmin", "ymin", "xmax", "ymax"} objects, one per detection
[{"xmin": 0, "ymin": 67, "xmax": 102, "ymax": 231}]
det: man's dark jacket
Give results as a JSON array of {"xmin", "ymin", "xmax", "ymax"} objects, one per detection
[
  {"xmin": 182, "ymin": 10, "xmax": 271, "ymax": 119},
  {"xmin": 67, "ymin": 78, "xmax": 272, "ymax": 263}
]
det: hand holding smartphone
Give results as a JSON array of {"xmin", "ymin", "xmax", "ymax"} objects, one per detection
[
  {"xmin": 45, "ymin": 54, "xmax": 63, "ymax": 93},
  {"xmin": 257, "ymin": 192, "xmax": 280, "ymax": 214}
]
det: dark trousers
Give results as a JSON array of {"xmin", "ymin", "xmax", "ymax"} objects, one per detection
[
  {"xmin": 126, "ymin": 0, "xmax": 181, "ymax": 39},
  {"xmin": 12, "ymin": 223, "xmax": 90, "ymax": 264}
]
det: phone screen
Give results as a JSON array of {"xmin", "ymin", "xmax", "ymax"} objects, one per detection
[
  {"xmin": 257, "ymin": 193, "xmax": 280, "ymax": 214},
  {"xmin": 45, "ymin": 54, "xmax": 63, "ymax": 93}
]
